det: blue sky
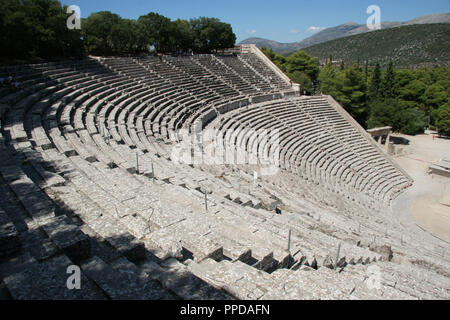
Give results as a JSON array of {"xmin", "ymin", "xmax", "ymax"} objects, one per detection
[{"xmin": 61, "ymin": 0, "xmax": 450, "ymax": 43}]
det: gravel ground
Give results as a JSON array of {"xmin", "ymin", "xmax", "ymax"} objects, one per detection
[{"xmin": 391, "ymin": 131, "xmax": 450, "ymax": 243}]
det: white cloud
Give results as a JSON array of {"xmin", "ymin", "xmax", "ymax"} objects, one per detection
[
  {"xmin": 246, "ymin": 29, "xmax": 257, "ymax": 34},
  {"xmin": 307, "ymin": 26, "xmax": 327, "ymax": 33},
  {"xmin": 290, "ymin": 29, "xmax": 300, "ymax": 34}
]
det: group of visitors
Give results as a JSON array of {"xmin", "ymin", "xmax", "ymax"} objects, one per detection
[{"xmin": 0, "ymin": 74, "xmax": 22, "ymax": 92}]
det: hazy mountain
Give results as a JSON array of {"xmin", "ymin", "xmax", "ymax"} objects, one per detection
[
  {"xmin": 239, "ymin": 13, "xmax": 450, "ymax": 55},
  {"xmin": 406, "ymin": 13, "xmax": 450, "ymax": 24},
  {"xmin": 298, "ymin": 22, "xmax": 363, "ymax": 48},
  {"xmin": 238, "ymin": 37, "xmax": 297, "ymax": 53}
]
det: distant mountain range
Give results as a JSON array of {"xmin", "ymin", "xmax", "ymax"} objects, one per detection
[{"xmin": 239, "ymin": 13, "xmax": 450, "ymax": 55}]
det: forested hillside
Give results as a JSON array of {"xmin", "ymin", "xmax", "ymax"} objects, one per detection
[
  {"xmin": 262, "ymin": 47, "xmax": 450, "ymax": 136},
  {"xmin": 302, "ymin": 23, "xmax": 450, "ymax": 69}
]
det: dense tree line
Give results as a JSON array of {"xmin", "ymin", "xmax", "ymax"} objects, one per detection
[
  {"xmin": 262, "ymin": 47, "xmax": 450, "ymax": 136},
  {"xmin": 0, "ymin": 0, "xmax": 84, "ymax": 59},
  {"xmin": 0, "ymin": 0, "xmax": 236, "ymax": 60},
  {"xmin": 84, "ymin": 12, "xmax": 236, "ymax": 56}
]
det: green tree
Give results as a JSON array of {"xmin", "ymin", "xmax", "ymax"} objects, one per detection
[
  {"xmin": 84, "ymin": 11, "xmax": 121, "ymax": 55},
  {"xmin": 286, "ymin": 50, "xmax": 319, "ymax": 81},
  {"xmin": 172, "ymin": 19, "xmax": 194, "ymax": 53},
  {"xmin": 0, "ymin": 0, "xmax": 84, "ymax": 59},
  {"xmin": 340, "ymin": 64, "xmax": 368, "ymax": 126},
  {"xmin": 261, "ymin": 46, "xmax": 287, "ymax": 72},
  {"xmin": 393, "ymin": 108, "xmax": 427, "ymax": 135},
  {"xmin": 189, "ymin": 17, "xmax": 236, "ymax": 53},
  {"xmin": 110, "ymin": 19, "xmax": 138, "ymax": 54},
  {"xmin": 432, "ymin": 103, "xmax": 450, "ymax": 136},
  {"xmin": 367, "ymin": 98, "xmax": 398, "ymax": 129},
  {"xmin": 364, "ymin": 60, "xmax": 369, "ymax": 84},
  {"xmin": 422, "ymin": 84, "xmax": 448, "ymax": 116},
  {"xmin": 368, "ymin": 62, "xmax": 382, "ymax": 102},
  {"xmin": 138, "ymin": 12, "xmax": 173, "ymax": 53},
  {"xmin": 318, "ymin": 61, "xmax": 345, "ymax": 100},
  {"xmin": 1, "ymin": 0, "xmax": 31, "ymax": 58},
  {"xmin": 382, "ymin": 60, "xmax": 396, "ymax": 99},
  {"xmin": 290, "ymin": 71, "xmax": 312, "ymax": 94},
  {"xmin": 395, "ymin": 69, "xmax": 415, "ymax": 88},
  {"xmin": 398, "ymin": 79, "xmax": 427, "ymax": 109},
  {"xmin": 318, "ymin": 62, "xmax": 337, "ymax": 94},
  {"xmin": 213, "ymin": 20, "xmax": 236, "ymax": 51}
]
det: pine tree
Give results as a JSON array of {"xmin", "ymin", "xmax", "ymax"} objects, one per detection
[
  {"xmin": 364, "ymin": 60, "xmax": 369, "ymax": 84},
  {"xmin": 340, "ymin": 64, "xmax": 368, "ymax": 126},
  {"xmin": 368, "ymin": 62, "xmax": 382, "ymax": 102},
  {"xmin": 382, "ymin": 60, "xmax": 396, "ymax": 99}
]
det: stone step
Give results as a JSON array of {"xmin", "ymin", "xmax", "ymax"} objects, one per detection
[
  {"xmin": 3, "ymin": 254, "xmax": 107, "ymax": 300},
  {"xmin": 0, "ymin": 179, "xmax": 59, "ymax": 262},
  {"xmin": 187, "ymin": 258, "xmax": 274, "ymax": 300},
  {"xmin": 140, "ymin": 258, "xmax": 233, "ymax": 300},
  {"xmin": 146, "ymin": 221, "xmax": 223, "ymax": 263},
  {"xmin": 0, "ymin": 207, "xmax": 21, "ymax": 261},
  {"xmin": 47, "ymin": 184, "xmax": 146, "ymax": 263},
  {"xmin": 0, "ymin": 161, "xmax": 91, "ymax": 263},
  {"xmin": 39, "ymin": 215, "xmax": 91, "ymax": 263},
  {"xmin": 81, "ymin": 256, "xmax": 168, "ymax": 300}
]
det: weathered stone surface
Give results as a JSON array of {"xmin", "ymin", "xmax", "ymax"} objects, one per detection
[
  {"xmin": 310, "ymin": 257, "xmax": 318, "ymax": 270},
  {"xmin": 171, "ymin": 259, "xmax": 236, "ymax": 300},
  {"xmin": 4, "ymin": 254, "xmax": 106, "ymax": 300},
  {"xmin": 290, "ymin": 255, "xmax": 307, "ymax": 270},
  {"xmin": 106, "ymin": 233, "xmax": 146, "ymax": 263},
  {"xmin": 0, "ymin": 209, "xmax": 21, "ymax": 260},
  {"xmin": 19, "ymin": 227, "xmax": 58, "ymax": 262},
  {"xmin": 299, "ymin": 265, "xmax": 315, "ymax": 272},
  {"xmin": 89, "ymin": 215, "xmax": 146, "ymax": 263},
  {"xmin": 81, "ymin": 256, "xmax": 168, "ymax": 300},
  {"xmin": 337, "ymin": 257, "xmax": 347, "ymax": 268},
  {"xmin": 79, "ymin": 224, "xmax": 122, "ymax": 263},
  {"xmin": 267, "ymin": 201, "xmax": 279, "ymax": 211},
  {"xmin": 17, "ymin": 191, "xmax": 55, "ymax": 225},
  {"xmin": 111, "ymin": 257, "xmax": 177, "ymax": 300},
  {"xmin": 322, "ymin": 255, "xmax": 334, "ymax": 269},
  {"xmin": 40, "ymin": 215, "xmax": 91, "ymax": 262},
  {"xmin": 252, "ymin": 252, "xmax": 276, "ymax": 272},
  {"xmin": 161, "ymin": 240, "xmax": 184, "ymax": 261},
  {"xmin": 0, "ymin": 252, "xmax": 36, "ymax": 280},
  {"xmin": 369, "ymin": 245, "xmax": 393, "ymax": 262}
]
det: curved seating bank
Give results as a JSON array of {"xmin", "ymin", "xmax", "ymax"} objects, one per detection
[{"xmin": 0, "ymin": 52, "xmax": 448, "ymax": 300}]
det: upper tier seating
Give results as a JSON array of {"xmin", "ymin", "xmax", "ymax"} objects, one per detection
[{"xmin": 208, "ymin": 96, "xmax": 412, "ymax": 203}]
